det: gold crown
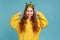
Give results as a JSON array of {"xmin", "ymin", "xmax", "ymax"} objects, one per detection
[{"xmin": 26, "ymin": 2, "xmax": 34, "ymax": 8}]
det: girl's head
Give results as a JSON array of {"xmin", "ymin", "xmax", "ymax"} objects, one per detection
[
  {"xmin": 24, "ymin": 3, "xmax": 35, "ymax": 19},
  {"xmin": 19, "ymin": 3, "xmax": 40, "ymax": 33}
]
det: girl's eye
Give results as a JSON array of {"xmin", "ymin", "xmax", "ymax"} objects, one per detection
[
  {"xmin": 30, "ymin": 10, "xmax": 33, "ymax": 12},
  {"xmin": 27, "ymin": 10, "xmax": 29, "ymax": 12}
]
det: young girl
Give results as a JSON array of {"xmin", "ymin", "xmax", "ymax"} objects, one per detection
[{"xmin": 10, "ymin": 3, "xmax": 48, "ymax": 40}]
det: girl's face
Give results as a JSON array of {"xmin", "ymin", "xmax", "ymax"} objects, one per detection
[{"xmin": 25, "ymin": 7, "xmax": 34, "ymax": 18}]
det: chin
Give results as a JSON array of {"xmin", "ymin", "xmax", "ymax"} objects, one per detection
[{"xmin": 27, "ymin": 16, "xmax": 31, "ymax": 18}]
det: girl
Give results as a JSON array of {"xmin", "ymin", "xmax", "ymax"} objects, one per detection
[{"xmin": 10, "ymin": 3, "xmax": 48, "ymax": 40}]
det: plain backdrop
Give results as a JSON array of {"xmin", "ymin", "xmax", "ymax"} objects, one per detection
[{"xmin": 0, "ymin": 0, "xmax": 60, "ymax": 40}]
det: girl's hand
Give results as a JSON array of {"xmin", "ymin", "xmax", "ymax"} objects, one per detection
[
  {"xmin": 18, "ymin": 12, "xmax": 22, "ymax": 16},
  {"xmin": 36, "ymin": 12, "xmax": 39, "ymax": 16}
]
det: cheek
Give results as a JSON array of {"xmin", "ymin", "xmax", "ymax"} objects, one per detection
[
  {"xmin": 26, "ymin": 12, "xmax": 29, "ymax": 15},
  {"xmin": 26, "ymin": 12, "xmax": 29, "ymax": 14},
  {"xmin": 30, "ymin": 12, "xmax": 33, "ymax": 15}
]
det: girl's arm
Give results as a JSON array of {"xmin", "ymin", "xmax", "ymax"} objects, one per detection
[
  {"xmin": 10, "ymin": 12, "xmax": 21, "ymax": 29},
  {"xmin": 37, "ymin": 11, "xmax": 48, "ymax": 29}
]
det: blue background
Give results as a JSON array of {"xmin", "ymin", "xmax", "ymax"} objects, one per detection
[{"xmin": 0, "ymin": 0, "xmax": 60, "ymax": 40}]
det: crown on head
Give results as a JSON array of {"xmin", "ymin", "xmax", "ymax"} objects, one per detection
[{"xmin": 25, "ymin": 1, "xmax": 34, "ymax": 8}]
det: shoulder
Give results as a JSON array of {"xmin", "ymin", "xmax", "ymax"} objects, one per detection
[
  {"xmin": 36, "ymin": 18, "xmax": 40, "ymax": 24},
  {"xmin": 17, "ymin": 18, "xmax": 22, "ymax": 23}
]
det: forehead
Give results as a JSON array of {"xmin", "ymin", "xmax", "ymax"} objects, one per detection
[{"xmin": 27, "ymin": 7, "xmax": 33, "ymax": 10}]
